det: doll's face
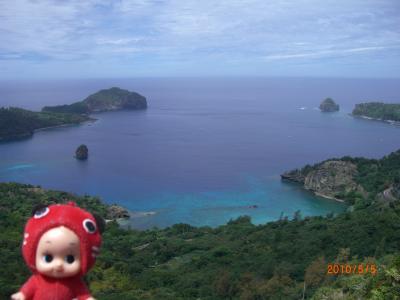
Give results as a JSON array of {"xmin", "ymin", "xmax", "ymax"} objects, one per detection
[{"xmin": 35, "ymin": 226, "xmax": 81, "ymax": 278}]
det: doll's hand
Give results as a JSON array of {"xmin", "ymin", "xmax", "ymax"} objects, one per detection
[{"xmin": 10, "ymin": 292, "xmax": 25, "ymax": 300}]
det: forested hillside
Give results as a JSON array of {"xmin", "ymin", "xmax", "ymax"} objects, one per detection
[
  {"xmin": 352, "ymin": 102, "xmax": 400, "ymax": 122},
  {"xmin": 1, "ymin": 179, "xmax": 400, "ymax": 299},
  {"xmin": 0, "ymin": 107, "xmax": 90, "ymax": 141}
]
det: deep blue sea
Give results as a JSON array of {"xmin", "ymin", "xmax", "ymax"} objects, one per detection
[{"xmin": 0, "ymin": 78, "xmax": 399, "ymax": 229}]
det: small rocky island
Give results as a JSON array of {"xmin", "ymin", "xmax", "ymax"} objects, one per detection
[
  {"xmin": 42, "ymin": 87, "xmax": 147, "ymax": 114},
  {"xmin": 75, "ymin": 144, "xmax": 89, "ymax": 160},
  {"xmin": 352, "ymin": 102, "xmax": 400, "ymax": 123},
  {"xmin": 319, "ymin": 98, "xmax": 339, "ymax": 112}
]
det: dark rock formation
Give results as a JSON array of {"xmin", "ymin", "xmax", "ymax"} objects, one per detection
[
  {"xmin": 75, "ymin": 144, "xmax": 88, "ymax": 160},
  {"xmin": 319, "ymin": 98, "xmax": 339, "ymax": 112},
  {"xmin": 281, "ymin": 169, "xmax": 306, "ymax": 183},
  {"xmin": 106, "ymin": 205, "xmax": 130, "ymax": 219}
]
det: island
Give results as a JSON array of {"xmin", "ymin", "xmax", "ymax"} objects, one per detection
[
  {"xmin": 1, "ymin": 87, "xmax": 148, "ymax": 142},
  {"xmin": 75, "ymin": 144, "xmax": 89, "ymax": 160},
  {"xmin": 319, "ymin": 97, "xmax": 339, "ymax": 112},
  {"xmin": 352, "ymin": 102, "xmax": 400, "ymax": 123},
  {"xmin": 0, "ymin": 107, "xmax": 91, "ymax": 142},
  {"xmin": 42, "ymin": 87, "xmax": 147, "ymax": 114},
  {"xmin": 281, "ymin": 149, "xmax": 400, "ymax": 205}
]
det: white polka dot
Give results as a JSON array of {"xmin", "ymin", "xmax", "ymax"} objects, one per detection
[
  {"xmin": 23, "ymin": 240, "xmax": 27, "ymax": 246},
  {"xmin": 24, "ymin": 233, "xmax": 29, "ymax": 238}
]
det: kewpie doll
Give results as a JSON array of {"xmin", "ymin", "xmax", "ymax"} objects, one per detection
[{"xmin": 11, "ymin": 202, "xmax": 104, "ymax": 300}]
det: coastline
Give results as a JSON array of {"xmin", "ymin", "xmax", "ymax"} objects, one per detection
[
  {"xmin": 0, "ymin": 117, "xmax": 96, "ymax": 143},
  {"xmin": 351, "ymin": 114, "xmax": 400, "ymax": 126},
  {"xmin": 314, "ymin": 191, "xmax": 345, "ymax": 203},
  {"xmin": 281, "ymin": 178, "xmax": 346, "ymax": 203},
  {"xmin": 0, "ymin": 132, "xmax": 33, "ymax": 142},
  {"xmin": 34, "ymin": 117, "xmax": 96, "ymax": 133}
]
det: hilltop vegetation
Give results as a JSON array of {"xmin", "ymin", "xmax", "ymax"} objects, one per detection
[
  {"xmin": 352, "ymin": 102, "xmax": 400, "ymax": 122},
  {"xmin": 1, "ymin": 147, "xmax": 400, "ymax": 300},
  {"xmin": 42, "ymin": 87, "xmax": 147, "ymax": 114},
  {"xmin": 0, "ymin": 107, "xmax": 90, "ymax": 141}
]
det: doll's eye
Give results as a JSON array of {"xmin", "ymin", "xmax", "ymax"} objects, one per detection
[
  {"xmin": 83, "ymin": 219, "xmax": 97, "ymax": 234},
  {"xmin": 43, "ymin": 254, "xmax": 53, "ymax": 263},
  {"xmin": 34, "ymin": 206, "xmax": 49, "ymax": 219},
  {"xmin": 65, "ymin": 255, "xmax": 75, "ymax": 264}
]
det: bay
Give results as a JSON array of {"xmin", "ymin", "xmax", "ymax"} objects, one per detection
[{"xmin": 0, "ymin": 77, "xmax": 399, "ymax": 229}]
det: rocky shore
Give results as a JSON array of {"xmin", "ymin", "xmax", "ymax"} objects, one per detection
[
  {"xmin": 352, "ymin": 114, "xmax": 400, "ymax": 126},
  {"xmin": 281, "ymin": 160, "xmax": 363, "ymax": 202}
]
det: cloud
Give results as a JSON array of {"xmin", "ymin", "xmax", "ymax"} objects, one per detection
[
  {"xmin": 264, "ymin": 46, "xmax": 396, "ymax": 61},
  {"xmin": 0, "ymin": 53, "xmax": 22, "ymax": 60},
  {"xmin": 0, "ymin": 0, "xmax": 399, "ymax": 77},
  {"xmin": 96, "ymin": 38, "xmax": 144, "ymax": 46}
]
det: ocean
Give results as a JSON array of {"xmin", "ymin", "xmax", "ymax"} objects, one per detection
[{"xmin": 0, "ymin": 77, "xmax": 399, "ymax": 229}]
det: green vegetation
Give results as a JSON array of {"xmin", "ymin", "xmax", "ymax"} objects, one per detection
[
  {"xmin": 285, "ymin": 149, "xmax": 400, "ymax": 206},
  {"xmin": 1, "ymin": 158, "xmax": 400, "ymax": 300},
  {"xmin": 352, "ymin": 102, "xmax": 400, "ymax": 122},
  {"xmin": 0, "ymin": 107, "xmax": 90, "ymax": 141},
  {"xmin": 0, "ymin": 87, "xmax": 147, "ymax": 141},
  {"xmin": 42, "ymin": 101, "xmax": 89, "ymax": 114},
  {"xmin": 319, "ymin": 98, "xmax": 339, "ymax": 112},
  {"xmin": 342, "ymin": 150, "xmax": 400, "ymax": 199},
  {"xmin": 42, "ymin": 87, "xmax": 147, "ymax": 114}
]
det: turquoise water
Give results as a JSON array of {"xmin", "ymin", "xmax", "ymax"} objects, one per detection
[
  {"xmin": 0, "ymin": 78, "xmax": 399, "ymax": 229},
  {"xmin": 6, "ymin": 164, "xmax": 35, "ymax": 171}
]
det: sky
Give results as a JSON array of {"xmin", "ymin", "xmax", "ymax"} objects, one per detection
[{"xmin": 0, "ymin": 0, "xmax": 399, "ymax": 79}]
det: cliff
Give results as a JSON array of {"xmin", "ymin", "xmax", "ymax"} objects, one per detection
[
  {"xmin": 281, "ymin": 160, "xmax": 361, "ymax": 201},
  {"xmin": 281, "ymin": 149, "xmax": 400, "ymax": 204},
  {"xmin": 42, "ymin": 87, "xmax": 147, "ymax": 114}
]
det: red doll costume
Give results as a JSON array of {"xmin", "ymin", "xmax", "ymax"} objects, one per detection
[{"xmin": 16, "ymin": 202, "xmax": 102, "ymax": 300}]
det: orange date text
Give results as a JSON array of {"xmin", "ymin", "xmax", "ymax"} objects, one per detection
[{"xmin": 327, "ymin": 263, "xmax": 377, "ymax": 275}]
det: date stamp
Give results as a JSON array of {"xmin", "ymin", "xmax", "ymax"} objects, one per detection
[{"xmin": 327, "ymin": 263, "xmax": 377, "ymax": 275}]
